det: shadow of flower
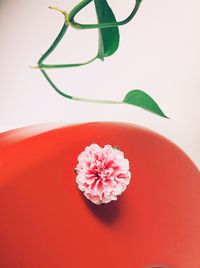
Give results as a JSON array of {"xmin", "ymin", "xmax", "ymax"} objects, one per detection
[{"xmin": 82, "ymin": 193, "xmax": 121, "ymax": 224}]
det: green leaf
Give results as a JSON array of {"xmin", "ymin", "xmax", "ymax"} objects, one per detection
[
  {"xmin": 123, "ymin": 90, "xmax": 168, "ymax": 118},
  {"xmin": 94, "ymin": 0, "xmax": 120, "ymax": 60}
]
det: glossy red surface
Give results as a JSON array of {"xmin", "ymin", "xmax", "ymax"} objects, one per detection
[{"xmin": 0, "ymin": 122, "xmax": 199, "ymax": 268}]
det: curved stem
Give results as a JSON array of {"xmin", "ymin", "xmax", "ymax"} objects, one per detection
[
  {"xmin": 49, "ymin": 6, "xmax": 68, "ymax": 18},
  {"xmin": 38, "ymin": 23, "xmax": 68, "ymax": 66},
  {"xmin": 68, "ymin": 0, "xmax": 142, "ymax": 30},
  {"xmin": 41, "ymin": 70, "xmax": 73, "ymax": 99},
  {"xmin": 39, "ymin": 56, "xmax": 97, "ymax": 69},
  {"xmin": 68, "ymin": 0, "xmax": 93, "ymax": 23},
  {"xmin": 41, "ymin": 69, "xmax": 123, "ymax": 104}
]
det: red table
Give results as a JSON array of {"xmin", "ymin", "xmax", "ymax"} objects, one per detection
[{"xmin": 0, "ymin": 123, "xmax": 199, "ymax": 268}]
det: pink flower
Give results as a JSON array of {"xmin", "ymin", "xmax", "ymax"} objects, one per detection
[{"xmin": 75, "ymin": 144, "xmax": 131, "ymax": 205}]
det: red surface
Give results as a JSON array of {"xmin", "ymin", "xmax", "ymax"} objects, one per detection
[{"xmin": 0, "ymin": 122, "xmax": 199, "ymax": 268}]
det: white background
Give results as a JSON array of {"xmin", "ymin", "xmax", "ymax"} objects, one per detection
[{"xmin": 0, "ymin": 0, "xmax": 199, "ymax": 168}]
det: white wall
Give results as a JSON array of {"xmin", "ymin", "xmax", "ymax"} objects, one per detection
[{"xmin": 0, "ymin": 0, "xmax": 199, "ymax": 168}]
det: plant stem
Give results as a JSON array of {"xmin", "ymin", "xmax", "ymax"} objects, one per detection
[
  {"xmin": 68, "ymin": 0, "xmax": 142, "ymax": 30},
  {"xmin": 39, "ymin": 57, "xmax": 97, "ymax": 69},
  {"xmin": 41, "ymin": 69, "xmax": 123, "ymax": 104},
  {"xmin": 36, "ymin": 1, "xmax": 140, "ymax": 107},
  {"xmin": 38, "ymin": 23, "xmax": 68, "ymax": 66},
  {"xmin": 40, "ymin": 69, "xmax": 73, "ymax": 99},
  {"xmin": 72, "ymin": 96, "xmax": 123, "ymax": 104},
  {"xmin": 49, "ymin": 6, "xmax": 68, "ymax": 18}
]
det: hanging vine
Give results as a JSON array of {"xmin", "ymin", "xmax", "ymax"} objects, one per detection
[{"xmin": 32, "ymin": 0, "xmax": 168, "ymax": 118}]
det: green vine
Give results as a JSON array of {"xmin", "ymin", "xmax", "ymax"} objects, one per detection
[
  {"xmin": 68, "ymin": 0, "xmax": 142, "ymax": 29},
  {"xmin": 33, "ymin": 0, "xmax": 168, "ymax": 118}
]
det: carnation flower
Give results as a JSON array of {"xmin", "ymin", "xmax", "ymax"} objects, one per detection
[{"xmin": 75, "ymin": 144, "xmax": 131, "ymax": 205}]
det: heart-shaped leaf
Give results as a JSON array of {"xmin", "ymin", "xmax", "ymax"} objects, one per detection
[
  {"xmin": 94, "ymin": 0, "xmax": 120, "ymax": 61},
  {"xmin": 123, "ymin": 90, "xmax": 168, "ymax": 118}
]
